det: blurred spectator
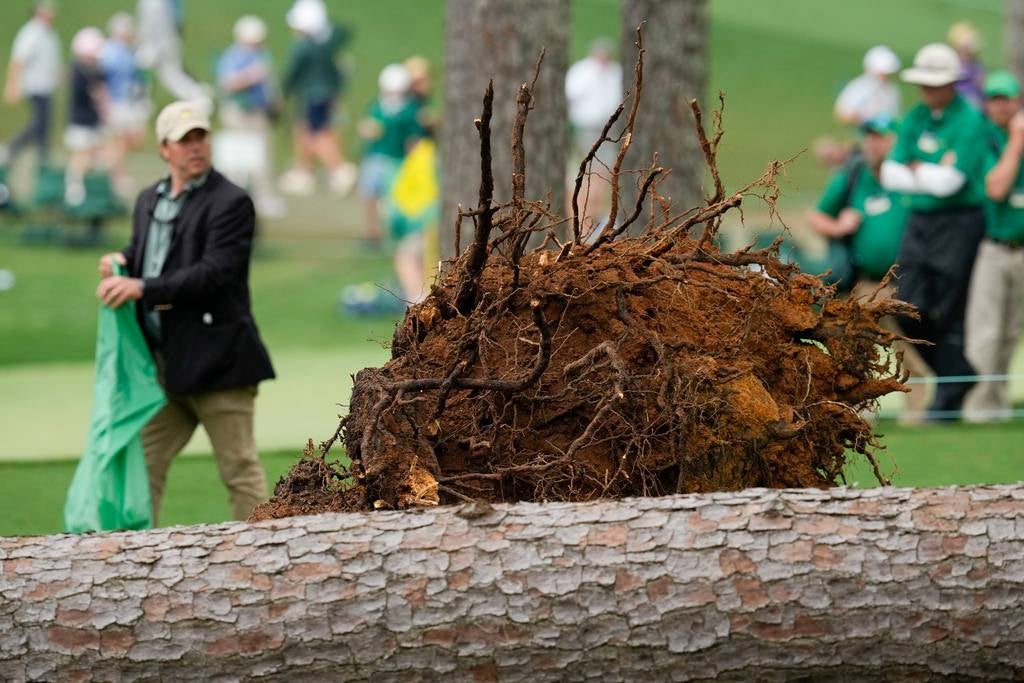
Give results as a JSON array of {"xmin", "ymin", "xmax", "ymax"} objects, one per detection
[
  {"xmin": 964, "ymin": 71, "xmax": 1024, "ymax": 422},
  {"xmin": 101, "ymin": 12, "xmax": 150, "ymax": 200},
  {"xmin": 279, "ymin": 0, "xmax": 357, "ymax": 196},
  {"xmin": 357, "ymin": 64, "xmax": 425, "ymax": 248},
  {"xmin": 404, "ymin": 55, "xmax": 437, "ymax": 136},
  {"xmin": 949, "ymin": 21, "xmax": 985, "ymax": 108},
  {"xmin": 64, "ymin": 27, "xmax": 108, "ymax": 207},
  {"xmin": 565, "ymin": 38, "xmax": 623, "ymax": 235},
  {"xmin": 2, "ymin": 1, "xmax": 60, "ymax": 168},
  {"xmin": 135, "ymin": 0, "xmax": 210, "ymax": 106},
  {"xmin": 880, "ymin": 43, "xmax": 989, "ymax": 419},
  {"xmin": 807, "ymin": 115, "xmax": 930, "ymax": 422},
  {"xmin": 214, "ymin": 15, "xmax": 285, "ymax": 218},
  {"xmin": 834, "ymin": 45, "xmax": 901, "ymax": 125}
]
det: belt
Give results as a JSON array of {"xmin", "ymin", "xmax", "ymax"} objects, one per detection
[{"xmin": 989, "ymin": 237, "xmax": 1024, "ymax": 249}]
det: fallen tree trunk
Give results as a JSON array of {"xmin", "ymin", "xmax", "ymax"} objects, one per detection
[{"xmin": 2, "ymin": 486, "xmax": 1023, "ymax": 682}]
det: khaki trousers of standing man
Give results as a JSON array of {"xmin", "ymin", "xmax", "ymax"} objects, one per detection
[
  {"xmin": 964, "ymin": 239, "xmax": 1024, "ymax": 422},
  {"xmin": 141, "ymin": 385, "xmax": 267, "ymax": 523}
]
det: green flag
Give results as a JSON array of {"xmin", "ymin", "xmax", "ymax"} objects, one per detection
[{"xmin": 64, "ymin": 264, "xmax": 165, "ymax": 532}]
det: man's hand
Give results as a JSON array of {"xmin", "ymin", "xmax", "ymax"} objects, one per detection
[
  {"xmin": 1010, "ymin": 111, "xmax": 1024, "ymax": 142},
  {"xmin": 835, "ymin": 207, "xmax": 863, "ymax": 236},
  {"xmin": 96, "ymin": 276, "xmax": 143, "ymax": 309},
  {"xmin": 98, "ymin": 252, "xmax": 127, "ymax": 278},
  {"xmin": 3, "ymin": 80, "xmax": 19, "ymax": 106}
]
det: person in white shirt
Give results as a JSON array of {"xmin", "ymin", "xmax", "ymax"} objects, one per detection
[
  {"xmin": 135, "ymin": 0, "xmax": 210, "ymax": 108},
  {"xmin": 565, "ymin": 38, "xmax": 623, "ymax": 237},
  {"xmin": 834, "ymin": 45, "xmax": 901, "ymax": 126},
  {"xmin": 3, "ymin": 1, "xmax": 61, "ymax": 167}
]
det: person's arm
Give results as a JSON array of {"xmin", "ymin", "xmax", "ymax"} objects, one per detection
[
  {"xmin": 809, "ymin": 169, "xmax": 863, "ymax": 237},
  {"xmin": 833, "ymin": 78, "xmax": 866, "ymax": 126},
  {"xmin": 280, "ymin": 44, "xmax": 304, "ymax": 98},
  {"xmin": 807, "ymin": 207, "xmax": 862, "ymax": 238},
  {"xmin": 3, "ymin": 59, "xmax": 22, "ymax": 104},
  {"xmin": 914, "ymin": 162, "xmax": 965, "ymax": 197},
  {"xmin": 880, "ymin": 160, "xmax": 919, "ymax": 193},
  {"xmin": 218, "ymin": 52, "xmax": 269, "ymax": 93},
  {"xmin": 141, "ymin": 193, "xmax": 256, "ymax": 306},
  {"xmin": 986, "ymin": 113, "xmax": 1024, "ymax": 202}
]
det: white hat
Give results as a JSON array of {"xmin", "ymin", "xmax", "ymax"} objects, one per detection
[
  {"xmin": 155, "ymin": 101, "xmax": 211, "ymax": 143},
  {"xmin": 234, "ymin": 15, "xmax": 267, "ymax": 45},
  {"xmin": 863, "ymin": 45, "xmax": 900, "ymax": 76},
  {"xmin": 71, "ymin": 27, "xmax": 104, "ymax": 60},
  {"xmin": 286, "ymin": 0, "xmax": 327, "ymax": 35},
  {"xmin": 379, "ymin": 64, "xmax": 411, "ymax": 94},
  {"xmin": 901, "ymin": 43, "xmax": 962, "ymax": 87}
]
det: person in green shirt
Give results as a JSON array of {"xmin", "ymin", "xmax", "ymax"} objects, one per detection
[
  {"xmin": 880, "ymin": 42, "xmax": 989, "ymax": 419},
  {"xmin": 278, "ymin": 0, "xmax": 356, "ymax": 196},
  {"xmin": 808, "ymin": 115, "xmax": 930, "ymax": 422},
  {"xmin": 964, "ymin": 70, "xmax": 1024, "ymax": 422},
  {"xmin": 357, "ymin": 63, "xmax": 426, "ymax": 248}
]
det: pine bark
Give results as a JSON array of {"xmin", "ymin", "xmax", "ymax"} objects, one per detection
[
  {"xmin": 1007, "ymin": 0, "xmax": 1024, "ymax": 86},
  {"xmin": 3, "ymin": 486, "xmax": 1024, "ymax": 681},
  {"xmin": 620, "ymin": 0, "xmax": 709, "ymax": 214},
  {"xmin": 439, "ymin": 0, "xmax": 569, "ymax": 260}
]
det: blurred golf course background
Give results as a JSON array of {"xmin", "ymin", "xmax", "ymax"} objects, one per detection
[{"xmin": 1, "ymin": 0, "xmax": 1021, "ymax": 536}]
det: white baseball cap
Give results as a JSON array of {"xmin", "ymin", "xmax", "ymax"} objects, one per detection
[
  {"xmin": 286, "ymin": 0, "xmax": 327, "ymax": 35},
  {"xmin": 71, "ymin": 27, "xmax": 104, "ymax": 60},
  {"xmin": 155, "ymin": 101, "xmax": 211, "ymax": 143},
  {"xmin": 234, "ymin": 15, "xmax": 267, "ymax": 45},
  {"xmin": 379, "ymin": 64, "xmax": 411, "ymax": 94},
  {"xmin": 901, "ymin": 43, "xmax": 962, "ymax": 87},
  {"xmin": 863, "ymin": 45, "xmax": 900, "ymax": 76}
]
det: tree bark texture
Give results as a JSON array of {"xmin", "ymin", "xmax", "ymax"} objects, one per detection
[
  {"xmin": 621, "ymin": 0, "xmax": 709, "ymax": 214},
  {"xmin": 1007, "ymin": 0, "xmax": 1024, "ymax": 87},
  {"xmin": 440, "ymin": 0, "xmax": 569, "ymax": 260},
  {"xmin": 2, "ymin": 486, "xmax": 1024, "ymax": 682}
]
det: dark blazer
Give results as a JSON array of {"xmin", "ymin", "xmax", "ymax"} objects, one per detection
[{"xmin": 121, "ymin": 169, "xmax": 275, "ymax": 396}]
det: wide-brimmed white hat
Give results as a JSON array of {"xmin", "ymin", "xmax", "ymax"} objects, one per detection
[
  {"xmin": 286, "ymin": 0, "xmax": 327, "ymax": 36},
  {"xmin": 901, "ymin": 43, "xmax": 962, "ymax": 87},
  {"xmin": 863, "ymin": 45, "xmax": 899, "ymax": 76}
]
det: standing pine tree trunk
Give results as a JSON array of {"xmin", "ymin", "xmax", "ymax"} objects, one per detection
[
  {"xmin": 1007, "ymin": 0, "xmax": 1024, "ymax": 85},
  {"xmin": 440, "ymin": 0, "xmax": 569, "ymax": 261},
  {"xmin": 620, "ymin": 0, "xmax": 709, "ymax": 214}
]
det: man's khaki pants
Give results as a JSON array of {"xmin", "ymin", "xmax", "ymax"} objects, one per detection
[
  {"xmin": 141, "ymin": 385, "xmax": 267, "ymax": 523},
  {"xmin": 964, "ymin": 239, "xmax": 1024, "ymax": 422}
]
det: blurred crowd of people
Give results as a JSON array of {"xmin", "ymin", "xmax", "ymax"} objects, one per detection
[
  {"xmin": 808, "ymin": 22, "xmax": 1024, "ymax": 424},
  {"xmin": 2, "ymin": 0, "xmax": 437, "ymax": 301}
]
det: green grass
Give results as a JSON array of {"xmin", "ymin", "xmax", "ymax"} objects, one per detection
[
  {"xmin": 0, "ymin": 450, "xmax": 303, "ymax": 537},
  {"xmin": 2, "ymin": 420, "xmax": 1022, "ymax": 537},
  {"xmin": 0, "ymin": 213, "xmax": 399, "ymax": 366}
]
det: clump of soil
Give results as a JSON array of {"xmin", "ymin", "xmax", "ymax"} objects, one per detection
[{"xmin": 251, "ymin": 55, "xmax": 913, "ymax": 521}]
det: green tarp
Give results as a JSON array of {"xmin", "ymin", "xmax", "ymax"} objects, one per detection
[{"xmin": 63, "ymin": 265, "xmax": 165, "ymax": 533}]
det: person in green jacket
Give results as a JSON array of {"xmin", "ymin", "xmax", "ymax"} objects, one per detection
[
  {"xmin": 880, "ymin": 42, "xmax": 989, "ymax": 419},
  {"xmin": 964, "ymin": 71, "xmax": 1024, "ymax": 422},
  {"xmin": 807, "ymin": 115, "xmax": 931, "ymax": 422},
  {"xmin": 278, "ymin": 0, "xmax": 356, "ymax": 196}
]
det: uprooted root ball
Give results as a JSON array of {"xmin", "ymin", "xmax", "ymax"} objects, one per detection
[
  {"xmin": 251, "ymin": 229, "xmax": 912, "ymax": 519},
  {"xmin": 249, "ymin": 44, "xmax": 912, "ymax": 521}
]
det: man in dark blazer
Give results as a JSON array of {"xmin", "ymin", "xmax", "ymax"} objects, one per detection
[{"xmin": 96, "ymin": 100, "xmax": 275, "ymax": 523}]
